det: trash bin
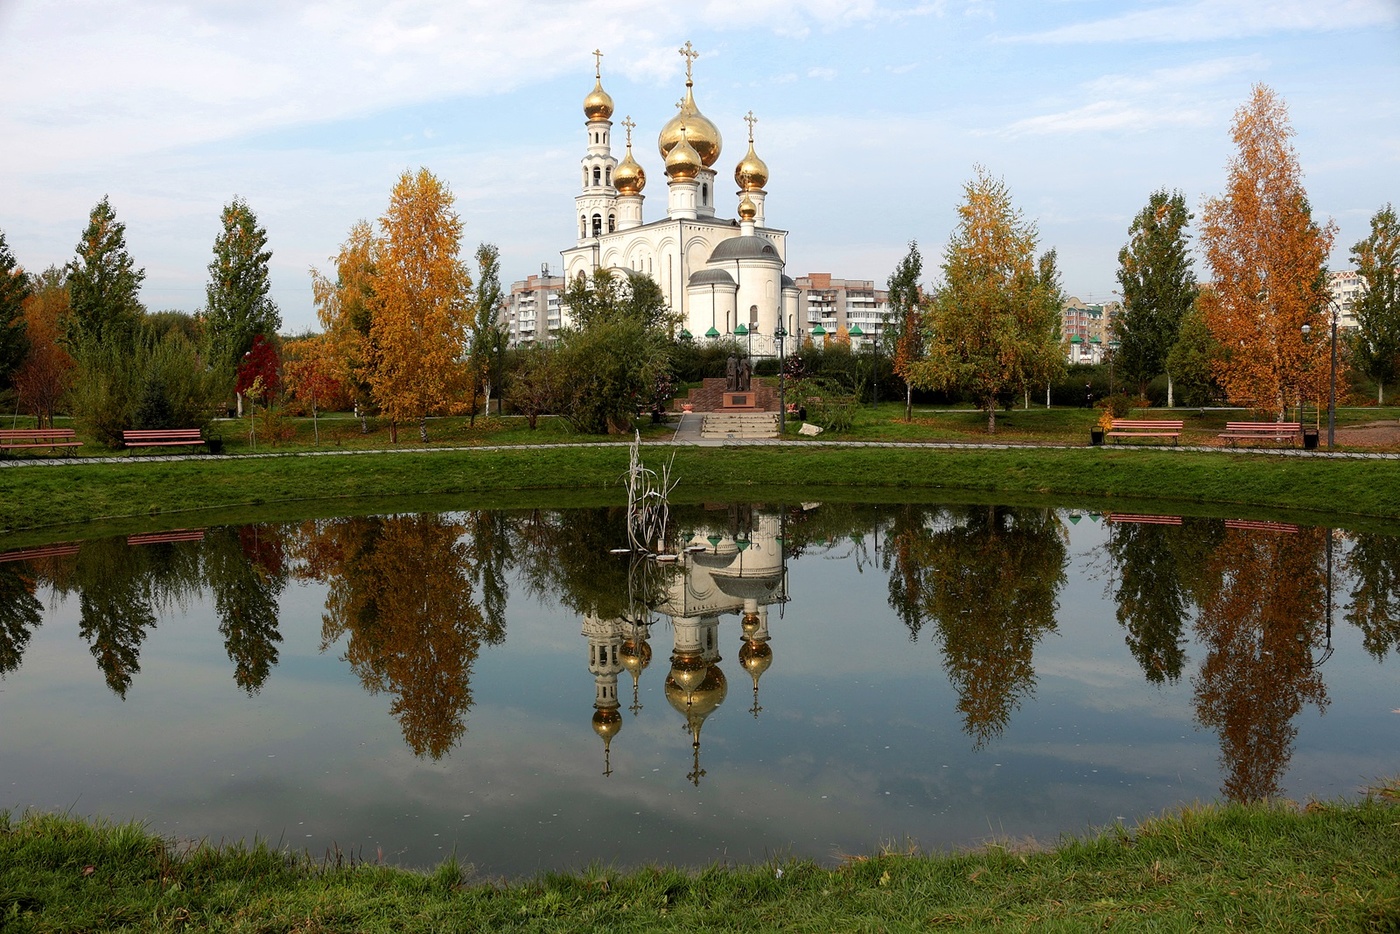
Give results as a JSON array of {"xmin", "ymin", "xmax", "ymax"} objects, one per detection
[{"xmin": 1302, "ymin": 428, "xmax": 1318, "ymax": 450}]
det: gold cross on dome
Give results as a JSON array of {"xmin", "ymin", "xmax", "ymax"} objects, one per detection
[
  {"xmin": 745, "ymin": 110, "xmax": 757, "ymax": 143},
  {"xmin": 679, "ymin": 41, "xmax": 698, "ymax": 81},
  {"xmin": 593, "ymin": 48, "xmax": 603, "ymax": 78},
  {"xmin": 622, "ymin": 115, "xmax": 635, "ymax": 146}
]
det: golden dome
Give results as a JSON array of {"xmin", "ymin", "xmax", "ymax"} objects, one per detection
[
  {"xmin": 739, "ymin": 640, "xmax": 773, "ymax": 679},
  {"xmin": 659, "ymin": 85, "xmax": 721, "ymax": 167},
  {"xmin": 735, "ymin": 141, "xmax": 769, "ymax": 192},
  {"xmin": 741, "ymin": 611, "xmax": 761, "ymax": 636},
  {"xmin": 665, "ymin": 130, "xmax": 702, "ymax": 181},
  {"xmin": 591, "ymin": 706, "xmax": 622, "ymax": 740},
  {"xmin": 620, "ymin": 638, "xmax": 652, "ymax": 675},
  {"xmin": 664, "ymin": 665, "xmax": 729, "ymax": 719},
  {"xmin": 583, "ymin": 77, "xmax": 614, "ymax": 121},
  {"xmin": 668, "ymin": 652, "xmax": 708, "ymax": 692},
  {"xmin": 738, "ymin": 194, "xmax": 757, "ymax": 222}
]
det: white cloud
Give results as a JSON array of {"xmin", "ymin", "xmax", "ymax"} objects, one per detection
[{"xmin": 1002, "ymin": 0, "xmax": 1399, "ymax": 44}]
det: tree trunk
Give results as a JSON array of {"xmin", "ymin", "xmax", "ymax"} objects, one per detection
[
  {"xmin": 311, "ymin": 400, "xmax": 320, "ymax": 444},
  {"xmin": 904, "ymin": 384, "xmax": 912, "ymax": 423},
  {"xmin": 1380, "ymin": 382, "xmax": 1385, "ymax": 406},
  {"xmin": 986, "ymin": 398, "xmax": 997, "ymax": 433},
  {"xmin": 1167, "ymin": 374, "xmax": 1174, "ymax": 408},
  {"xmin": 419, "ymin": 416, "xmax": 428, "ymax": 443},
  {"xmin": 390, "ymin": 420, "xmax": 398, "ymax": 444}
]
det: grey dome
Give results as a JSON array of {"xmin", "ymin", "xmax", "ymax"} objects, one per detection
[
  {"xmin": 709, "ymin": 236, "xmax": 779, "ymax": 263},
  {"xmin": 689, "ymin": 268, "xmax": 737, "ymax": 286}
]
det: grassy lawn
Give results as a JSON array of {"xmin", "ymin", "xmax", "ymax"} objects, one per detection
[
  {"xmin": 5, "ymin": 788, "xmax": 1399, "ymax": 932},
  {"xmin": 3, "ymin": 407, "xmax": 1400, "ymax": 539}
]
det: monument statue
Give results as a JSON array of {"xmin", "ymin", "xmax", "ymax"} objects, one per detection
[
  {"xmin": 736, "ymin": 355, "xmax": 751, "ymax": 392},
  {"xmin": 726, "ymin": 354, "xmax": 739, "ymax": 392}
]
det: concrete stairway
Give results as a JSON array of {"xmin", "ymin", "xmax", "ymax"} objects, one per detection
[{"xmin": 700, "ymin": 412, "xmax": 780, "ymax": 440}]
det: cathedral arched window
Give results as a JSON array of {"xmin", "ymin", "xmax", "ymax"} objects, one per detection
[
  {"xmin": 580, "ymin": 216, "xmax": 586, "ymax": 237},
  {"xmin": 593, "ymin": 166, "xmax": 601, "ymax": 186},
  {"xmin": 582, "ymin": 168, "xmax": 588, "ymax": 187},
  {"xmin": 605, "ymin": 167, "xmax": 611, "ymax": 185},
  {"xmin": 608, "ymin": 214, "xmax": 616, "ymax": 233},
  {"xmin": 592, "ymin": 214, "xmax": 602, "ymax": 237},
  {"xmin": 702, "ymin": 182, "xmax": 709, "ymax": 204}
]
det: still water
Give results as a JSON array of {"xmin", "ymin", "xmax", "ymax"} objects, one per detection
[{"xmin": 2, "ymin": 503, "xmax": 1398, "ymax": 877}]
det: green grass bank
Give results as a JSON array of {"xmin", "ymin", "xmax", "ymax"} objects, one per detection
[
  {"xmin": 5, "ymin": 790, "xmax": 1400, "ymax": 933},
  {"xmin": 4, "ymin": 443, "xmax": 1400, "ymax": 540}
]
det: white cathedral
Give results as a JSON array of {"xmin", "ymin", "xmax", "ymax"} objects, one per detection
[{"xmin": 560, "ymin": 44, "xmax": 799, "ymax": 358}]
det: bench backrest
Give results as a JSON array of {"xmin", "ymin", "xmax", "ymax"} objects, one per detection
[
  {"xmin": 0, "ymin": 428, "xmax": 76, "ymax": 439},
  {"xmin": 1223, "ymin": 422, "xmax": 1301, "ymax": 431},
  {"xmin": 123, "ymin": 429, "xmax": 202, "ymax": 439},
  {"xmin": 1110, "ymin": 419, "xmax": 1183, "ymax": 429}
]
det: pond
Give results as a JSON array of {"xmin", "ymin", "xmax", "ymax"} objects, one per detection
[{"xmin": 2, "ymin": 502, "xmax": 1398, "ymax": 878}]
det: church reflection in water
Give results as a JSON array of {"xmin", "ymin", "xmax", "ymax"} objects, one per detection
[{"xmin": 583, "ymin": 506, "xmax": 786, "ymax": 783}]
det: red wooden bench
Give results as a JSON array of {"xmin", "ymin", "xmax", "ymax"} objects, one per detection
[
  {"xmin": 122, "ymin": 428, "xmax": 207, "ymax": 450},
  {"xmin": 0, "ymin": 542, "xmax": 81, "ymax": 563},
  {"xmin": 0, "ymin": 428, "xmax": 82, "ymax": 452},
  {"xmin": 1106, "ymin": 419, "xmax": 1183, "ymax": 445},
  {"xmin": 1224, "ymin": 519, "xmax": 1300, "ymax": 534},
  {"xmin": 1107, "ymin": 513, "xmax": 1182, "ymax": 525},
  {"xmin": 1219, "ymin": 421, "xmax": 1301, "ymax": 446},
  {"xmin": 127, "ymin": 529, "xmax": 206, "ymax": 546}
]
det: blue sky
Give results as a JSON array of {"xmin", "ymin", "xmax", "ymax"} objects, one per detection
[{"xmin": 1, "ymin": 0, "xmax": 1396, "ymax": 334}]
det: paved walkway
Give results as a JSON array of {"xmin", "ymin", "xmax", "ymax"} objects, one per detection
[{"xmin": 4, "ymin": 422, "xmax": 1400, "ymax": 468}]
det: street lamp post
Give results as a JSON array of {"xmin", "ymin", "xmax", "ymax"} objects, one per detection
[
  {"xmin": 1327, "ymin": 301, "xmax": 1339, "ymax": 448},
  {"xmin": 775, "ymin": 322, "xmax": 787, "ymax": 433}
]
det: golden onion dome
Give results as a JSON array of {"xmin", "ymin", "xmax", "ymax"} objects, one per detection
[
  {"xmin": 737, "ymin": 194, "xmax": 757, "ymax": 222},
  {"xmin": 738, "ymin": 639, "xmax": 773, "ymax": 680},
  {"xmin": 583, "ymin": 77, "xmax": 614, "ymax": 121},
  {"xmin": 592, "ymin": 706, "xmax": 622, "ymax": 740},
  {"xmin": 665, "ymin": 130, "xmax": 702, "ymax": 181},
  {"xmin": 664, "ymin": 665, "xmax": 729, "ymax": 719},
  {"xmin": 668, "ymin": 652, "xmax": 708, "ymax": 692},
  {"xmin": 620, "ymin": 638, "xmax": 652, "ymax": 675},
  {"xmin": 741, "ymin": 611, "xmax": 761, "ymax": 636},
  {"xmin": 614, "ymin": 148, "xmax": 645, "ymax": 196},
  {"xmin": 659, "ymin": 85, "xmax": 721, "ymax": 167},
  {"xmin": 735, "ymin": 140, "xmax": 769, "ymax": 192}
]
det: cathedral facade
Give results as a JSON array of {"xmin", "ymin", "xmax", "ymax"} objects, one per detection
[{"xmin": 560, "ymin": 45, "xmax": 799, "ymax": 358}]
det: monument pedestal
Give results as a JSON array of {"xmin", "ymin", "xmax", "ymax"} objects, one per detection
[{"xmin": 723, "ymin": 392, "xmax": 757, "ymax": 409}]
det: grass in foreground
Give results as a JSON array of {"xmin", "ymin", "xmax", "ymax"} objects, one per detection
[{"xmin": 5, "ymin": 787, "xmax": 1400, "ymax": 932}]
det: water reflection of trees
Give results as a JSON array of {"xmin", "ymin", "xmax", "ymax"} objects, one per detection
[
  {"xmin": 0, "ymin": 562, "xmax": 43, "ymax": 676},
  {"xmin": 205, "ymin": 525, "xmax": 287, "ymax": 694},
  {"xmin": 310, "ymin": 514, "xmax": 506, "ymax": 759},
  {"xmin": 1343, "ymin": 531, "xmax": 1400, "ymax": 659},
  {"xmin": 887, "ymin": 505, "xmax": 1067, "ymax": 747},
  {"xmin": 1106, "ymin": 518, "xmax": 1222, "ymax": 684},
  {"xmin": 1191, "ymin": 526, "xmax": 1329, "ymax": 802}
]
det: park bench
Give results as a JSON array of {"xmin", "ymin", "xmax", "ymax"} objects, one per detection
[
  {"xmin": 1105, "ymin": 419, "xmax": 1183, "ymax": 445},
  {"xmin": 1224, "ymin": 519, "xmax": 1300, "ymax": 534},
  {"xmin": 1218, "ymin": 421, "xmax": 1302, "ymax": 446},
  {"xmin": 0, "ymin": 428, "xmax": 82, "ymax": 452},
  {"xmin": 1107, "ymin": 513, "xmax": 1182, "ymax": 525},
  {"xmin": 122, "ymin": 428, "xmax": 207, "ymax": 451},
  {"xmin": 127, "ymin": 529, "xmax": 206, "ymax": 546},
  {"xmin": 0, "ymin": 542, "xmax": 81, "ymax": 564}
]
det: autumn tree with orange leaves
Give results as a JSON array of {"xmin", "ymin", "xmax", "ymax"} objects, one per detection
[
  {"xmin": 369, "ymin": 168, "xmax": 472, "ymax": 443},
  {"xmin": 311, "ymin": 220, "xmax": 378, "ymax": 432},
  {"xmin": 1200, "ymin": 85, "xmax": 1336, "ymax": 420}
]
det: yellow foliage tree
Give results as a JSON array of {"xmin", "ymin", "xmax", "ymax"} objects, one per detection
[
  {"xmin": 310, "ymin": 220, "xmax": 378, "ymax": 431},
  {"xmin": 1200, "ymin": 85, "xmax": 1336, "ymax": 420},
  {"xmin": 369, "ymin": 168, "xmax": 472, "ymax": 442}
]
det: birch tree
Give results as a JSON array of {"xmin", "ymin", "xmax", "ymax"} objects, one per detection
[
  {"xmin": 885, "ymin": 241, "xmax": 924, "ymax": 422},
  {"xmin": 368, "ymin": 169, "xmax": 471, "ymax": 442},
  {"xmin": 908, "ymin": 167, "xmax": 1063, "ymax": 432},
  {"xmin": 1200, "ymin": 85, "xmax": 1335, "ymax": 419}
]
